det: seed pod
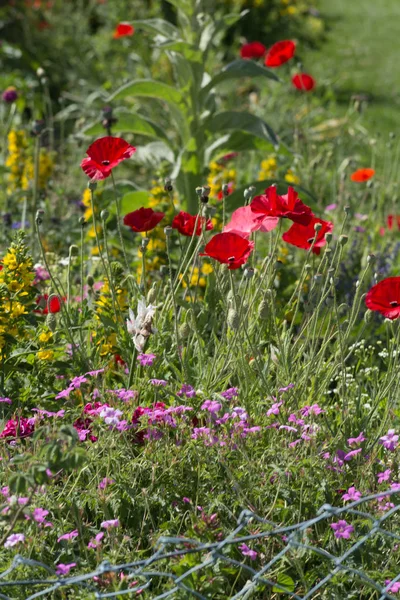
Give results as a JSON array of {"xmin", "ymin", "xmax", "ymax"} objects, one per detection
[
  {"xmin": 86, "ymin": 275, "xmax": 95, "ymax": 288},
  {"xmin": 258, "ymin": 299, "xmax": 269, "ymax": 320},
  {"xmin": 227, "ymin": 308, "xmax": 240, "ymax": 330},
  {"xmin": 69, "ymin": 245, "xmax": 79, "ymax": 257},
  {"xmin": 111, "ymin": 261, "xmax": 124, "ymax": 281},
  {"xmin": 88, "ymin": 181, "xmax": 97, "ymax": 191},
  {"xmin": 147, "ymin": 284, "xmax": 157, "ymax": 305},
  {"xmin": 179, "ymin": 322, "xmax": 190, "ymax": 339},
  {"xmin": 339, "ymin": 235, "xmax": 348, "ymax": 246},
  {"xmin": 100, "ymin": 209, "xmax": 109, "ymax": 221},
  {"xmin": 46, "ymin": 312, "xmax": 57, "ymax": 332}
]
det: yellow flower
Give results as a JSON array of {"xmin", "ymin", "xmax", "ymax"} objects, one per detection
[
  {"xmin": 258, "ymin": 156, "xmax": 277, "ymax": 181},
  {"xmin": 39, "ymin": 331, "xmax": 53, "ymax": 344},
  {"xmin": 201, "ymin": 263, "xmax": 213, "ymax": 275},
  {"xmin": 285, "ymin": 170, "xmax": 300, "ymax": 185},
  {"xmin": 37, "ymin": 349, "xmax": 54, "ymax": 361}
]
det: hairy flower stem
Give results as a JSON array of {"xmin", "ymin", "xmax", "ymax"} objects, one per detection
[
  {"xmin": 166, "ymin": 234, "xmax": 187, "ymax": 380},
  {"xmin": 80, "ymin": 223, "xmax": 85, "ymax": 322},
  {"xmin": 31, "ymin": 136, "xmax": 41, "ymax": 248},
  {"xmin": 140, "ymin": 246, "xmax": 147, "ymax": 296},
  {"xmin": 111, "ymin": 172, "xmax": 130, "ymax": 274},
  {"xmin": 101, "ymin": 214, "xmax": 120, "ymax": 323},
  {"xmin": 127, "ymin": 346, "xmax": 138, "ymax": 389}
]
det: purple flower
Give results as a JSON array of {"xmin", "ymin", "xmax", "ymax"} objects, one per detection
[
  {"xmin": 344, "ymin": 448, "xmax": 362, "ymax": 461},
  {"xmin": 201, "ymin": 400, "xmax": 222, "ymax": 413},
  {"xmin": 57, "ymin": 529, "xmax": 79, "ymax": 542},
  {"xmin": 347, "ymin": 431, "xmax": 366, "ymax": 447},
  {"xmin": 231, "ymin": 407, "xmax": 248, "ymax": 421},
  {"xmin": 85, "ymin": 369, "xmax": 105, "ymax": 377},
  {"xmin": 4, "ymin": 533, "xmax": 25, "ymax": 548},
  {"xmin": 278, "ymin": 383, "xmax": 294, "ymax": 393},
  {"xmin": 101, "ymin": 519, "xmax": 119, "ymax": 529},
  {"xmin": 391, "ymin": 483, "xmax": 400, "ymax": 491},
  {"xmin": 377, "ymin": 469, "xmax": 391, "ymax": 484},
  {"xmin": 55, "ymin": 563, "xmax": 76, "ymax": 576},
  {"xmin": 99, "ymin": 407, "xmax": 123, "ymax": 426},
  {"xmin": 385, "ymin": 580, "xmax": 400, "ymax": 593},
  {"xmin": 239, "ymin": 543, "xmax": 258, "ymax": 560},
  {"xmin": 300, "ymin": 404, "xmax": 324, "ymax": 417},
  {"xmin": 33, "ymin": 409, "xmax": 65, "ymax": 419},
  {"xmin": 88, "ymin": 532, "xmax": 104, "ymax": 549},
  {"xmin": 98, "ymin": 477, "xmax": 114, "ymax": 490},
  {"xmin": 55, "ymin": 387, "xmax": 73, "ymax": 400},
  {"xmin": 342, "ymin": 486, "xmax": 362, "ymax": 502},
  {"xmin": 182, "ymin": 497, "xmax": 191, "ymax": 504},
  {"xmin": 220, "ymin": 388, "xmax": 239, "ymax": 400},
  {"xmin": 380, "ymin": 430, "xmax": 399, "ymax": 451},
  {"xmin": 137, "ymin": 353, "xmax": 156, "ymax": 367},
  {"xmin": 2, "ymin": 87, "xmax": 18, "ymax": 103},
  {"xmin": 70, "ymin": 376, "xmax": 88, "ymax": 389},
  {"xmin": 0, "ymin": 397, "xmax": 12, "ymax": 404},
  {"xmin": 330, "ymin": 520, "xmax": 354, "ymax": 539},
  {"xmin": 33, "ymin": 508, "xmax": 49, "ymax": 523},
  {"xmin": 267, "ymin": 401, "xmax": 282, "ymax": 416},
  {"xmin": 109, "ymin": 388, "xmax": 138, "ymax": 402},
  {"xmin": 150, "ymin": 379, "xmax": 167, "ymax": 387},
  {"xmin": 325, "ymin": 203, "xmax": 337, "ymax": 211},
  {"xmin": 177, "ymin": 384, "xmax": 196, "ymax": 398}
]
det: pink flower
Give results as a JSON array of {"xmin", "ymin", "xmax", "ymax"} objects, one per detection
[
  {"xmin": 330, "ymin": 520, "xmax": 354, "ymax": 539},
  {"xmin": 347, "ymin": 432, "xmax": 366, "ymax": 447},
  {"xmin": 342, "ymin": 486, "xmax": 362, "ymax": 502},
  {"xmin": 33, "ymin": 508, "xmax": 49, "ymax": 523},
  {"xmin": 239, "ymin": 543, "xmax": 258, "ymax": 560},
  {"xmin": 55, "ymin": 563, "xmax": 76, "ymax": 576},
  {"xmin": 88, "ymin": 532, "xmax": 104, "ymax": 549},
  {"xmin": 380, "ymin": 429, "xmax": 399, "ymax": 451},
  {"xmin": 344, "ymin": 449, "xmax": 362, "ymax": 461},
  {"xmin": 300, "ymin": 404, "xmax": 324, "ymax": 417},
  {"xmin": 377, "ymin": 469, "xmax": 392, "ymax": 484},
  {"xmin": 267, "ymin": 401, "xmax": 282, "ymax": 416},
  {"xmin": 101, "ymin": 519, "xmax": 119, "ymax": 529},
  {"xmin": 4, "ymin": 533, "xmax": 25, "ymax": 548},
  {"xmin": 57, "ymin": 529, "xmax": 79, "ymax": 542},
  {"xmin": 99, "ymin": 407, "xmax": 123, "ymax": 426},
  {"xmin": 0, "ymin": 397, "xmax": 12, "ymax": 404},
  {"xmin": 278, "ymin": 384, "xmax": 294, "ymax": 393},
  {"xmin": 99, "ymin": 477, "xmax": 114, "ymax": 490},
  {"xmin": 385, "ymin": 580, "xmax": 400, "ymax": 593},
  {"xmin": 223, "ymin": 205, "xmax": 278, "ymax": 239},
  {"xmin": 137, "ymin": 353, "xmax": 156, "ymax": 367},
  {"xmin": 201, "ymin": 400, "xmax": 222, "ymax": 413}
]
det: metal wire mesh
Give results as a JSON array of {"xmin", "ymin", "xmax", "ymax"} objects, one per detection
[{"xmin": 1, "ymin": 490, "xmax": 400, "ymax": 599}]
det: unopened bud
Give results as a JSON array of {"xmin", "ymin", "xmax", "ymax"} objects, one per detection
[
  {"xmin": 364, "ymin": 309, "xmax": 373, "ymax": 324},
  {"xmin": 325, "ymin": 232, "xmax": 332, "ymax": 244},
  {"xmin": 314, "ymin": 222, "xmax": 322, "ymax": 232},
  {"xmin": 222, "ymin": 183, "xmax": 229, "ymax": 197},
  {"xmin": 31, "ymin": 119, "xmax": 45, "ymax": 136},
  {"xmin": 46, "ymin": 313, "xmax": 57, "ymax": 332},
  {"xmin": 164, "ymin": 226, "xmax": 172, "ymax": 237},
  {"xmin": 244, "ymin": 267, "xmax": 254, "ymax": 279},
  {"xmin": 111, "ymin": 261, "xmax": 124, "ymax": 280},
  {"xmin": 339, "ymin": 235, "xmax": 348, "ymax": 246},
  {"xmin": 69, "ymin": 245, "xmax": 79, "ymax": 257},
  {"xmin": 86, "ymin": 275, "xmax": 95, "ymax": 288},
  {"xmin": 227, "ymin": 308, "xmax": 240, "ymax": 330},
  {"xmin": 159, "ymin": 265, "xmax": 169, "ymax": 278},
  {"xmin": 244, "ymin": 186, "xmax": 257, "ymax": 201},
  {"xmin": 258, "ymin": 299, "xmax": 269, "ymax": 320},
  {"xmin": 344, "ymin": 206, "xmax": 351, "ymax": 215},
  {"xmin": 35, "ymin": 209, "xmax": 45, "ymax": 225},
  {"xmin": 100, "ymin": 209, "xmax": 109, "ymax": 221},
  {"xmin": 147, "ymin": 284, "xmax": 157, "ymax": 304},
  {"xmin": 88, "ymin": 181, "xmax": 97, "ymax": 191},
  {"xmin": 179, "ymin": 322, "xmax": 190, "ymax": 339},
  {"xmin": 164, "ymin": 177, "xmax": 173, "ymax": 193},
  {"xmin": 195, "ymin": 187, "xmax": 203, "ymax": 197},
  {"xmin": 79, "ymin": 216, "xmax": 86, "ymax": 227},
  {"xmin": 141, "ymin": 237, "xmax": 149, "ymax": 250},
  {"xmin": 367, "ymin": 253, "xmax": 375, "ymax": 264},
  {"xmin": 36, "ymin": 67, "xmax": 45, "ymax": 78},
  {"xmin": 304, "ymin": 263, "xmax": 312, "ymax": 271}
]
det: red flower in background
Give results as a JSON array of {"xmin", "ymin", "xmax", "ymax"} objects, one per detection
[
  {"xmin": 251, "ymin": 186, "xmax": 313, "ymax": 226},
  {"xmin": 35, "ymin": 294, "xmax": 63, "ymax": 314},
  {"xmin": 123, "ymin": 207, "xmax": 165, "ymax": 233},
  {"xmin": 240, "ymin": 41, "xmax": 266, "ymax": 59},
  {"xmin": 387, "ymin": 215, "xmax": 400, "ymax": 231},
  {"xmin": 366, "ymin": 277, "xmax": 400, "ymax": 319},
  {"xmin": 0, "ymin": 417, "xmax": 35, "ymax": 441},
  {"xmin": 292, "ymin": 73, "xmax": 315, "ymax": 92},
  {"xmin": 282, "ymin": 217, "xmax": 333, "ymax": 255},
  {"xmin": 113, "ymin": 23, "xmax": 134, "ymax": 39},
  {"xmin": 265, "ymin": 40, "xmax": 296, "ymax": 67},
  {"xmin": 223, "ymin": 205, "xmax": 278, "ymax": 239},
  {"xmin": 172, "ymin": 211, "xmax": 213, "ymax": 237},
  {"xmin": 81, "ymin": 137, "xmax": 136, "ymax": 181},
  {"xmin": 350, "ymin": 168, "xmax": 375, "ymax": 182},
  {"xmin": 201, "ymin": 232, "xmax": 254, "ymax": 270}
]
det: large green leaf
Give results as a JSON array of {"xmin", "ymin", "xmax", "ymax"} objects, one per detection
[
  {"xmin": 120, "ymin": 191, "xmax": 150, "ymax": 215},
  {"xmin": 134, "ymin": 141, "xmax": 175, "ymax": 166},
  {"xmin": 205, "ymin": 131, "xmax": 277, "ymax": 164},
  {"xmin": 132, "ymin": 19, "xmax": 181, "ymax": 39},
  {"xmin": 80, "ymin": 114, "xmax": 166, "ymax": 139},
  {"xmin": 203, "ymin": 59, "xmax": 279, "ymax": 95},
  {"xmin": 226, "ymin": 179, "xmax": 318, "ymax": 210},
  {"xmin": 108, "ymin": 79, "xmax": 184, "ymax": 106},
  {"xmin": 272, "ymin": 573, "xmax": 295, "ymax": 594},
  {"xmin": 206, "ymin": 111, "xmax": 279, "ymax": 147},
  {"xmin": 164, "ymin": 0, "xmax": 194, "ymax": 17}
]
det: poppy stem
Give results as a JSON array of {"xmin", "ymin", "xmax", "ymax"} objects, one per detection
[
  {"xmin": 127, "ymin": 346, "xmax": 138, "ymax": 389},
  {"xmin": 111, "ymin": 172, "xmax": 130, "ymax": 274}
]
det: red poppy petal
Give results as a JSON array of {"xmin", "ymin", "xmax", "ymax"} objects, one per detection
[
  {"xmin": 265, "ymin": 40, "xmax": 296, "ymax": 67},
  {"xmin": 85, "ymin": 136, "xmax": 136, "ymax": 166},
  {"xmin": 351, "ymin": 168, "xmax": 375, "ymax": 182},
  {"xmin": 113, "ymin": 23, "xmax": 134, "ymax": 39},
  {"xmin": 81, "ymin": 157, "xmax": 109, "ymax": 181},
  {"xmin": 292, "ymin": 73, "xmax": 315, "ymax": 92}
]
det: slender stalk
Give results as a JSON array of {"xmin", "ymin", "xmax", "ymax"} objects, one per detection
[{"xmin": 111, "ymin": 172, "xmax": 130, "ymax": 272}]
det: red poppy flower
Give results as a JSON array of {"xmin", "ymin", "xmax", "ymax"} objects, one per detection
[
  {"xmin": 200, "ymin": 232, "xmax": 254, "ymax": 270},
  {"xmin": 81, "ymin": 137, "xmax": 136, "ymax": 181},
  {"xmin": 387, "ymin": 215, "xmax": 400, "ymax": 231},
  {"xmin": 251, "ymin": 185, "xmax": 313, "ymax": 226},
  {"xmin": 123, "ymin": 207, "xmax": 165, "ymax": 233},
  {"xmin": 35, "ymin": 294, "xmax": 64, "ymax": 314},
  {"xmin": 113, "ymin": 23, "xmax": 134, "ymax": 39},
  {"xmin": 265, "ymin": 40, "xmax": 296, "ymax": 68},
  {"xmin": 172, "ymin": 211, "xmax": 213, "ymax": 237},
  {"xmin": 366, "ymin": 277, "xmax": 400, "ymax": 319},
  {"xmin": 292, "ymin": 73, "xmax": 315, "ymax": 92},
  {"xmin": 350, "ymin": 168, "xmax": 375, "ymax": 182},
  {"xmin": 240, "ymin": 41, "xmax": 266, "ymax": 60},
  {"xmin": 282, "ymin": 217, "xmax": 333, "ymax": 255},
  {"xmin": 223, "ymin": 205, "xmax": 278, "ymax": 239}
]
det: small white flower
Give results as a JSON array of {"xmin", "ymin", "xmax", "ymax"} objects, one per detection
[{"xmin": 126, "ymin": 298, "xmax": 156, "ymax": 352}]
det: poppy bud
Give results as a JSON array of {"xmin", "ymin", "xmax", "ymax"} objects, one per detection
[
  {"xmin": 227, "ymin": 308, "xmax": 240, "ymax": 330},
  {"xmin": 35, "ymin": 209, "xmax": 45, "ymax": 225},
  {"xmin": 179, "ymin": 322, "xmax": 190, "ymax": 340},
  {"xmin": 79, "ymin": 217, "xmax": 86, "ymax": 227},
  {"xmin": 87, "ymin": 275, "xmax": 95, "ymax": 288},
  {"xmin": 258, "ymin": 299, "xmax": 269, "ymax": 320},
  {"xmin": 313, "ymin": 273, "xmax": 323, "ymax": 285},
  {"xmin": 31, "ymin": 119, "xmax": 45, "ymax": 137},
  {"xmin": 367, "ymin": 253, "xmax": 375, "ymax": 264},
  {"xmin": 159, "ymin": 265, "xmax": 169, "ymax": 278},
  {"xmin": 366, "ymin": 180, "xmax": 374, "ymax": 189},
  {"xmin": 147, "ymin": 284, "xmax": 157, "ymax": 305},
  {"xmin": 325, "ymin": 232, "xmax": 332, "ymax": 244},
  {"xmin": 304, "ymin": 264, "xmax": 312, "ymax": 271},
  {"xmin": 339, "ymin": 235, "xmax": 348, "ymax": 246},
  {"xmin": 244, "ymin": 186, "xmax": 256, "ymax": 201},
  {"xmin": 364, "ymin": 309, "xmax": 373, "ymax": 324},
  {"xmin": 111, "ymin": 261, "xmax": 124, "ymax": 280},
  {"xmin": 195, "ymin": 187, "xmax": 203, "ymax": 197},
  {"xmin": 314, "ymin": 222, "xmax": 322, "ymax": 233},
  {"xmin": 100, "ymin": 209, "xmax": 109, "ymax": 221},
  {"xmin": 69, "ymin": 245, "xmax": 79, "ymax": 257},
  {"xmin": 46, "ymin": 312, "xmax": 57, "ymax": 332},
  {"xmin": 141, "ymin": 237, "xmax": 149, "ymax": 250},
  {"xmin": 244, "ymin": 267, "xmax": 254, "ymax": 279},
  {"xmin": 344, "ymin": 206, "xmax": 351, "ymax": 215},
  {"xmin": 88, "ymin": 181, "xmax": 97, "ymax": 191},
  {"xmin": 164, "ymin": 226, "xmax": 172, "ymax": 237},
  {"xmin": 164, "ymin": 177, "xmax": 173, "ymax": 193}
]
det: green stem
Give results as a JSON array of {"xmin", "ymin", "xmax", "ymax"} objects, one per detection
[{"xmin": 111, "ymin": 172, "xmax": 130, "ymax": 273}]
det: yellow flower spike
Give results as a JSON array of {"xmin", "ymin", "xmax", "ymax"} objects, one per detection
[
  {"xmin": 39, "ymin": 331, "xmax": 53, "ymax": 344},
  {"xmin": 37, "ymin": 349, "xmax": 55, "ymax": 361},
  {"xmin": 285, "ymin": 170, "xmax": 301, "ymax": 185},
  {"xmin": 201, "ymin": 263, "xmax": 213, "ymax": 275}
]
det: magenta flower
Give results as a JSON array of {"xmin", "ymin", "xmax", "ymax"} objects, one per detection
[
  {"xmin": 380, "ymin": 430, "xmax": 399, "ymax": 451},
  {"xmin": 300, "ymin": 404, "xmax": 324, "ymax": 417},
  {"xmin": 98, "ymin": 477, "xmax": 114, "ymax": 490},
  {"xmin": 377, "ymin": 469, "xmax": 392, "ymax": 484},
  {"xmin": 239, "ymin": 543, "xmax": 258, "ymax": 560},
  {"xmin": 55, "ymin": 387, "xmax": 73, "ymax": 400},
  {"xmin": 201, "ymin": 400, "xmax": 222, "ymax": 413},
  {"xmin": 33, "ymin": 508, "xmax": 49, "ymax": 523},
  {"xmin": 88, "ymin": 532, "xmax": 104, "ymax": 549},
  {"xmin": 391, "ymin": 483, "xmax": 400, "ymax": 491},
  {"xmin": 57, "ymin": 529, "xmax": 79, "ymax": 542},
  {"xmin": 342, "ymin": 486, "xmax": 362, "ymax": 502},
  {"xmin": 330, "ymin": 520, "xmax": 354, "ymax": 539},
  {"xmin": 149, "ymin": 379, "xmax": 167, "ymax": 387},
  {"xmin": 347, "ymin": 432, "xmax": 366, "ymax": 447},
  {"xmin": 137, "ymin": 353, "xmax": 156, "ymax": 367},
  {"xmin": 85, "ymin": 369, "xmax": 105, "ymax": 377},
  {"xmin": 220, "ymin": 388, "xmax": 239, "ymax": 400},
  {"xmin": 2, "ymin": 87, "xmax": 18, "ymax": 103},
  {"xmin": 177, "ymin": 384, "xmax": 196, "ymax": 398},
  {"xmin": 99, "ymin": 407, "xmax": 123, "ymax": 426},
  {"xmin": 101, "ymin": 519, "xmax": 119, "ymax": 529},
  {"xmin": 344, "ymin": 448, "xmax": 362, "ymax": 461},
  {"xmin": 0, "ymin": 397, "xmax": 12, "ymax": 404},
  {"xmin": 70, "ymin": 375, "xmax": 88, "ymax": 389},
  {"xmin": 55, "ymin": 563, "xmax": 76, "ymax": 576},
  {"xmin": 385, "ymin": 580, "xmax": 400, "ymax": 593},
  {"xmin": 267, "ymin": 401, "xmax": 282, "ymax": 416},
  {"xmin": 278, "ymin": 383, "xmax": 294, "ymax": 393},
  {"xmin": 4, "ymin": 533, "xmax": 25, "ymax": 548}
]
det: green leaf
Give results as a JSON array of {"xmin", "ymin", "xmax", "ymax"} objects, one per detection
[
  {"xmin": 203, "ymin": 59, "xmax": 279, "ymax": 95},
  {"xmin": 132, "ymin": 18, "xmax": 181, "ymax": 39},
  {"xmin": 80, "ymin": 114, "xmax": 166, "ymax": 139},
  {"xmin": 164, "ymin": 0, "xmax": 194, "ymax": 17},
  {"xmin": 108, "ymin": 79, "xmax": 184, "ymax": 107},
  {"xmin": 134, "ymin": 141, "xmax": 175, "ymax": 166},
  {"xmin": 120, "ymin": 191, "xmax": 150, "ymax": 214},
  {"xmin": 272, "ymin": 573, "xmax": 295, "ymax": 594},
  {"xmin": 227, "ymin": 179, "xmax": 318, "ymax": 210},
  {"xmin": 205, "ymin": 131, "xmax": 277, "ymax": 164},
  {"xmin": 206, "ymin": 111, "xmax": 279, "ymax": 147}
]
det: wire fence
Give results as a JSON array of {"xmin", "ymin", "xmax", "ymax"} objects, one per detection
[{"xmin": 1, "ymin": 490, "xmax": 400, "ymax": 599}]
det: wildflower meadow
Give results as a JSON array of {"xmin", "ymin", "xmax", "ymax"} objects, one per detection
[{"xmin": 1, "ymin": 0, "xmax": 400, "ymax": 598}]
